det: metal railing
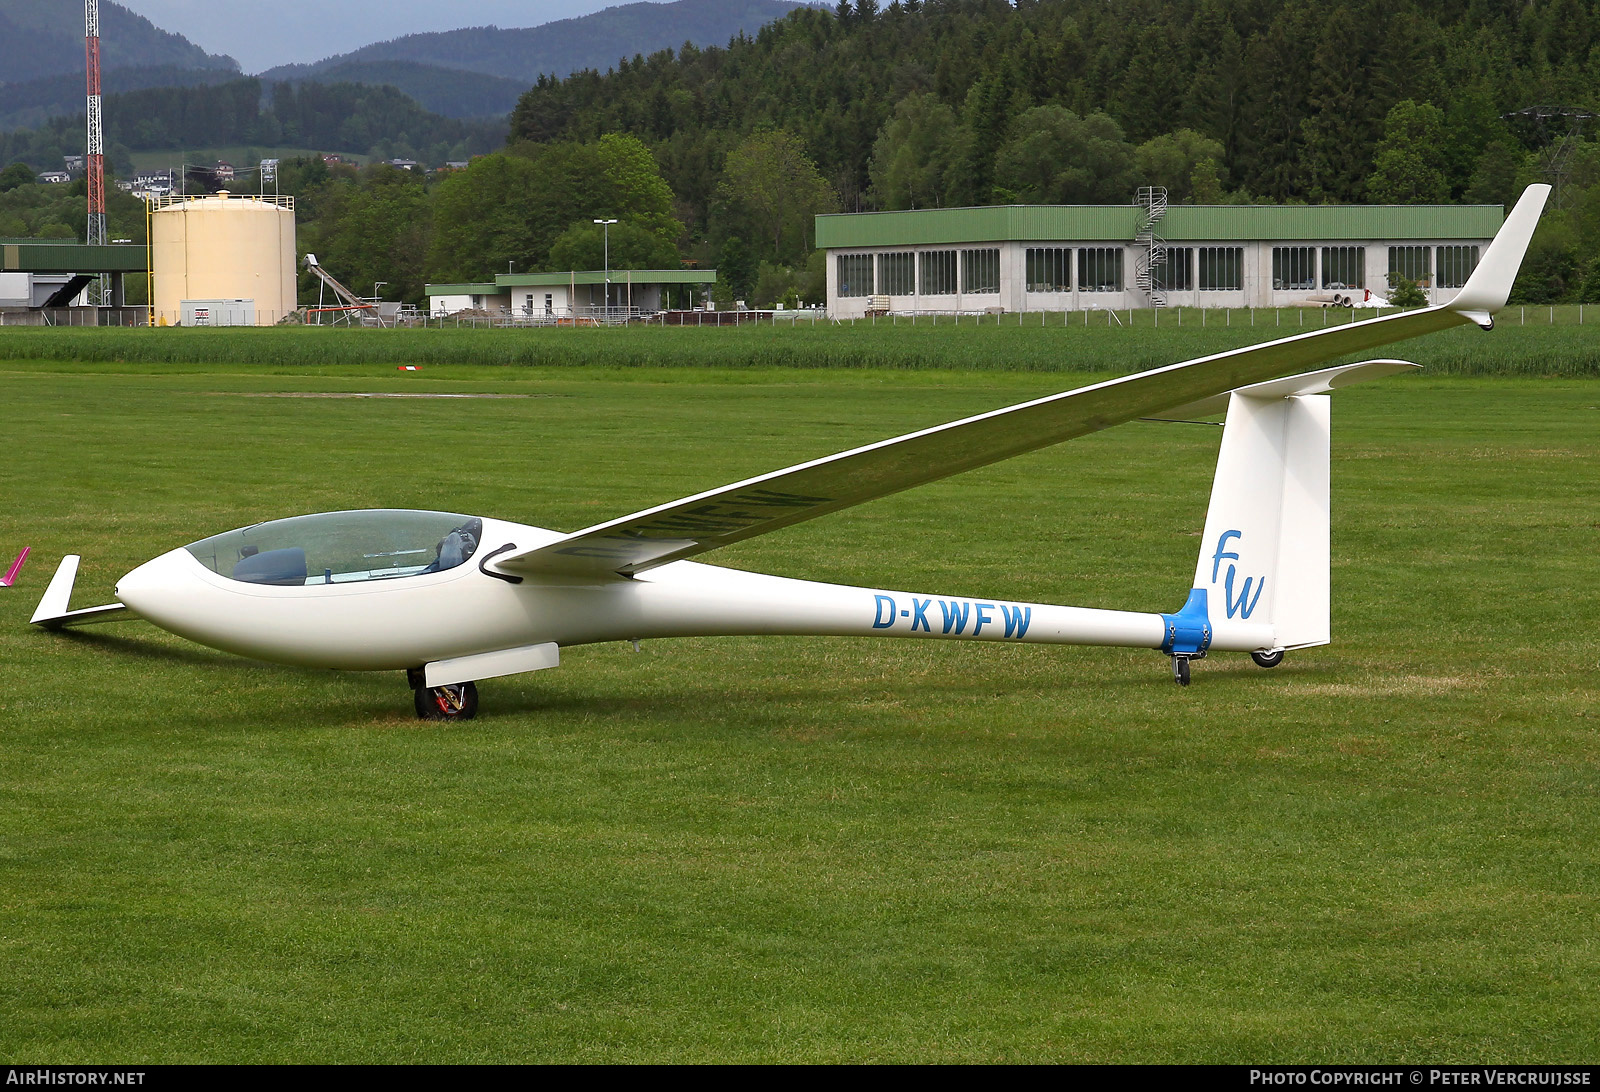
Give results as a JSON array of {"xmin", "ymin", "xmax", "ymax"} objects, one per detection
[
  {"xmin": 145, "ymin": 192, "xmax": 294, "ymax": 211},
  {"xmin": 0, "ymin": 307, "xmax": 148, "ymax": 326}
]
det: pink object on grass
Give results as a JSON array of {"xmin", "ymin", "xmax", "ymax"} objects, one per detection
[{"xmin": 1, "ymin": 547, "xmax": 29, "ymax": 587}]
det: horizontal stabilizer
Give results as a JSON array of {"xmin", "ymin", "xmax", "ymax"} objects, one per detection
[
  {"xmin": 30, "ymin": 555, "xmax": 137, "ymax": 628},
  {"xmin": 1153, "ymin": 360, "xmax": 1421, "ymax": 420}
]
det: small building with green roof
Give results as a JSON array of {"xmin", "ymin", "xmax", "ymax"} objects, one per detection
[
  {"xmin": 426, "ymin": 268, "xmax": 716, "ymax": 321},
  {"xmin": 814, "ymin": 201, "xmax": 1503, "ymax": 316}
]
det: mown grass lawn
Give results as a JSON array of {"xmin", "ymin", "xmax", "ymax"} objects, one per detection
[{"xmin": 0, "ymin": 355, "xmax": 1596, "ymax": 1062}]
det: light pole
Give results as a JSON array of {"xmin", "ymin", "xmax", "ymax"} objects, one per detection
[
  {"xmin": 372, "ymin": 281, "xmax": 387, "ymax": 325},
  {"xmin": 594, "ymin": 218, "xmax": 617, "ymax": 319}
]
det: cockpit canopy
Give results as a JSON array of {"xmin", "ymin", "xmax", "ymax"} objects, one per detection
[{"xmin": 185, "ymin": 510, "xmax": 483, "ymax": 586}]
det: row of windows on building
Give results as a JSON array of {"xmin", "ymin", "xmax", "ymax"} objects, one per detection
[{"xmin": 837, "ymin": 245, "xmax": 1482, "ymax": 297}]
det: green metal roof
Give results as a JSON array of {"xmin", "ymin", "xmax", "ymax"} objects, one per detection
[
  {"xmin": 1, "ymin": 242, "xmax": 147, "ymax": 274},
  {"xmin": 815, "ymin": 204, "xmax": 1504, "ymax": 248},
  {"xmin": 494, "ymin": 268, "xmax": 717, "ymax": 287},
  {"xmin": 423, "ymin": 282, "xmax": 500, "ymax": 295},
  {"xmin": 816, "ymin": 206, "xmax": 1140, "ymax": 248},
  {"xmin": 1162, "ymin": 204, "xmax": 1503, "ymax": 240}
]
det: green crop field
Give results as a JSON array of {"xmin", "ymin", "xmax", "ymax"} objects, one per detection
[
  {"xmin": 0, "ymin": 325, "xmax": 1597, "ymax": 1062},
  {"xmin": 1, "ymin": 305, "xmax": 1596, "ymax": 376}
]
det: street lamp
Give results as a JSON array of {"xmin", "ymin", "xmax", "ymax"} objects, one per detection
[{"xmin": 594, "ymin": 218, "xmax": 617, "ymax": 319}]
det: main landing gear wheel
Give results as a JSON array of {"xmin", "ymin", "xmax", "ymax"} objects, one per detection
[
  {"xmin": 415, "ymin": 681, "xmax": 479, "ymax": 721},
  {"xmin": 1251, "ymin": 650, "xmax": 1286, "ymax": 669},
  {"xmin": 1172, "ymin": 657, "xmax": 1191, "ymax": 686}
]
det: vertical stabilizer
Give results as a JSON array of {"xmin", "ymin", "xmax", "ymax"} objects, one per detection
[{"xmin": 1192, "ymin": 393, "xmax": 1331, "ymax": 651}]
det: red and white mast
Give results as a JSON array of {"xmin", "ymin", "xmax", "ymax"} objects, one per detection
[{"xmin": 85, "ymin": 0, "xmax": 106, "ymax": 251}]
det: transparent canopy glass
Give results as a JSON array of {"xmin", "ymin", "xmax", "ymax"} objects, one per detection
[{"xmin": 185, "ymin": 510, "xmax": 483, "ymax": 586}]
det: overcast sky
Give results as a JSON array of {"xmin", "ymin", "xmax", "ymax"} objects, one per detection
[{"xmin": 117, "ymin": 1, "xmax": 645, "ymax": 72}]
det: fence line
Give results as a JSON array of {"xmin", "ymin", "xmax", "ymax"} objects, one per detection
[{"xmin": 2, "ymin": 304, "xmax": 1589, "ymax": 330}]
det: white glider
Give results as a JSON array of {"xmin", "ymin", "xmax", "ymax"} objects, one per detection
[{"xmin": 32, "ymin": 187, "xmax": 1551, "ymax": 718}]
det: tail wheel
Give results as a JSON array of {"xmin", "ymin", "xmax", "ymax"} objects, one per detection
[
  {"xmin": 1251, "ymin": 650, "xmax": 1285, "ymax": 669},
  {"xmin": 1172, "ymin": 657, "xmax": 1191, "ymax": 686},
  {"xmin": 415, "ymin": 681, "xmax": 479, "ymax": 721}
]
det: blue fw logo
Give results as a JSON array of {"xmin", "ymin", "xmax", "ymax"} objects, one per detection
[{"xmin": 1210, "ymin": 529, "xmax": 1264, "ymax": 619}]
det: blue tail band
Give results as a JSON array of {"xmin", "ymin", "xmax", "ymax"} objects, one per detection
[{"xmin": 1160, "ymin": 588, "xmax": 1213, "ymax": 656}]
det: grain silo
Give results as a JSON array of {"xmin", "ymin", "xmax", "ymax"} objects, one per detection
[{"xmin": 149, "ymin": 193, "xmax": 296, "ymax": 326}]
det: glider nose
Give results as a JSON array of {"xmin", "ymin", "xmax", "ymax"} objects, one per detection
[{"xmin": 114, "ymin": 549, "xmax": 192, "ymax": 618}]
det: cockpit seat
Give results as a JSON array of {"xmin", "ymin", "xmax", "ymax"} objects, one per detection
[{"xmin": 233, "ymin": 546, "xmax": 308, "ymax": 586}]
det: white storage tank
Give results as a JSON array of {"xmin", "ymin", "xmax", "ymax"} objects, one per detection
[{"xmin": 151, "ymin": 193, "xmax": 295, "ymax": 326}]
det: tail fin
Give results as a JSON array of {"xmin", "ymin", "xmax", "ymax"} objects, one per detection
[{"xmin": 1188, "ymin": 360, "xmax": 1420, "ymax": 652}]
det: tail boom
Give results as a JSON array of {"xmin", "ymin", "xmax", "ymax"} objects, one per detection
[{"xmin": 576, "ymin": 561, "xmax": 1276, "ymax": 653}]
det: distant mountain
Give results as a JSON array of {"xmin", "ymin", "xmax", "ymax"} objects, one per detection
[
  {"xmin": 258, "ymin": 0, "xmax": 811, "ymax": 85},
  {"xmin": 260, "ymin": 61, "xmax": 531, "ymax": 120},
  {"xmin": 0, "ymin": 77, "xmax": 505, "ymax": 174},
  {"xmin": 0, "ymin": 64, "xmax": 243, "ymax": 132},
  {"xmin": 0, "ymin": 0, "xmax": 237, "ymax": 86}
]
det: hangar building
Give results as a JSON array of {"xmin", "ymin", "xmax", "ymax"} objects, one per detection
[{"xmin": 816, "ymin": 202, "xmax": 1502, "ymax": 318}]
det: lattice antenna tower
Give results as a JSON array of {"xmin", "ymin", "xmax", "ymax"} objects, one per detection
[{"xmin": 85, "ymin": 0, "xmax": 107, "ymax": 259}]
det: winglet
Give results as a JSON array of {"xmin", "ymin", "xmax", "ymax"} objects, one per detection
[
  {"xmin": 1448, "ymin": 184, "xmax": 1551, "ymax": 324},
  {"xmin": 1, "ymin": 547, "xmax": 29, "ymax": 587},
  {"xmin": 31, "ymin": 554, "xmax": 80, "ymax": 623}
]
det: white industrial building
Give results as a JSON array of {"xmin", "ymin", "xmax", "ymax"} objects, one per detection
[{"xmin": 816, "ymin": 201, "xmax": 1502, "ymax": 317}]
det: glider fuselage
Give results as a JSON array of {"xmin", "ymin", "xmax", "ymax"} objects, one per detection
[{"xmin": 112, "ymin": 514, "xmax": 1271, "ymax": 672}]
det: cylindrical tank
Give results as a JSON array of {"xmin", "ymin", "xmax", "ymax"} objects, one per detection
[{"xmin": 151, "ymin": 193, "xmax": 296, "ymax": 326}]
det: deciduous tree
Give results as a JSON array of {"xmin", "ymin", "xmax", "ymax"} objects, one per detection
[
  {"xmin": 1366, "ymin": 100, "xmax": 1449, "ymax": 204},
  {"xmin": 719, "ymin": 129, "xmax": 837, "ymax": 262},
  {"xmin": 866, "ymin": 93, "xmax": 958, "ymax": 210},
  {"xmin": 992, "ymin": 105, "xmax": 1134, "ymax": 204}
]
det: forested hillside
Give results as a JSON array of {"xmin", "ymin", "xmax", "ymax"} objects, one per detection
[
  {"xmin": 0, "ymin": 65, "xmax": 243, "ymax": 133},
  {"xmin": 514, "ymin": 0, "xmax": 1597, "ymax": 210},
  {"xmin": 0, "ymin": 79, "xmax": 506, "ymax": 174},
  {"xmin": 0, "ymin": 0, "xmax": 235, "ymax": 85},
  {"xmin": 262, "ymin": 62, "xmax": 531, "ymax": 120},
  {"xmin": 505, "ymin": 0, "xmax": 1600, "ymax": 300}
]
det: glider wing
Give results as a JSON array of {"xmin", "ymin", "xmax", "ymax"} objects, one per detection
[{"xmin": 494, "ymin": 185, "xmax": 1548, "ymax": 580}]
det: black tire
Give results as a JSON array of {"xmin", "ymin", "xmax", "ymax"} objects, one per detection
[
  {"xmin": 1173, "ymin": 657, "xmax": 1191, "ymax": 686},
  {"xmin": 1250, "ymin": 650, "xmax": 1285, "ymax": 669},
  {"xmin": 414, "ymin": 680, "xmax": 479, "ymax": 720}
]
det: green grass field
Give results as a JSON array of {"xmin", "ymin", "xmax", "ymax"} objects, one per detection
[{"xmin": 1, "ymin": 328, "xmax": 1597, "ymax": 1061}]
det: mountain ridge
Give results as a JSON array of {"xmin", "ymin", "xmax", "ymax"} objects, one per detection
[
  {"xmin": 0, "ymin": 0, "xmax": 236, "ymax": 85},
  {"xmin": 257, "ymin": 0, "xmax": 812, "ymax": 84}
]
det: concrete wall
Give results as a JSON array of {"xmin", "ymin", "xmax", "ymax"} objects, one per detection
[{"xmin": 430, "ymin": 292, "xmax": 510, "ymax": 315}]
